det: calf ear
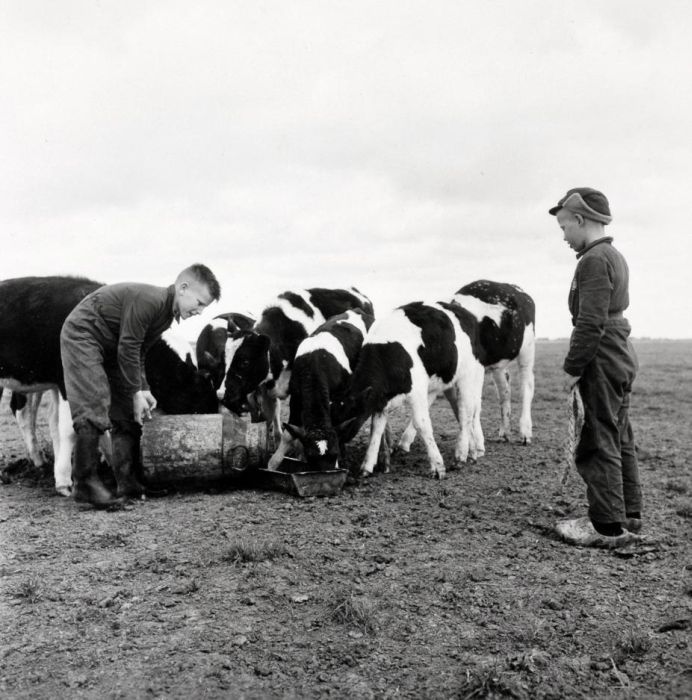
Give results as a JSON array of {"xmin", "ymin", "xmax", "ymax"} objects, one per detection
[
  {"xmin": 217, "ymin": 312, "xmax": 255, "ymax": 333},
  {"xmin": 259, "ymin": 333, "xmax": 272, "ymax": 353},
  {"xmin": 283, "ymin": 423, "xmax": 306, "ymax": 440},
  {"xmin": 336, "ymin": 417, "xmax": 359, "ymax": 434},
  {"xmin": 336, "ymin": 416, "xmax": 361, "ymax": 444}
]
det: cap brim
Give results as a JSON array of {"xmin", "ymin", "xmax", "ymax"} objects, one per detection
[{"xmin": 548, "ymin": 205, "xmax": 562, "ymax": 216}]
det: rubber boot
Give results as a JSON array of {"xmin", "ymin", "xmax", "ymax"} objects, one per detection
[
  {"xmin": 111, "ymin": 431, "xmax": 146, "ymax": 499},
  {"xmin": 73, "ymin": 424, "xmax": 122, "ymax": 509}
]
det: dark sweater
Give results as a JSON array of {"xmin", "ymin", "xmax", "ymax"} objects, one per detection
[
  {"xmin": 564, "ymin": 237, "xmax": 631, "ymax": 376},
  {"xmin": 71, "ymin": 282, "xmax": 176, "ymax": 393}
]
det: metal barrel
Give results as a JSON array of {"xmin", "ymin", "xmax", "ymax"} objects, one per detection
[{"xmin": 140, "ymin": 413, "xmax": 267, "ymax": 489}]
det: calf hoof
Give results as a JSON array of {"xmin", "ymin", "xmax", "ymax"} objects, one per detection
[
  {"xmin": 431, "ymin": 469, "xmax": 446, "ymax": 480},
  {"xmin": 521, "ymin": 437, "xmax": 532, "ymax": 445},
  {"xmin": 359, "ymin": 469, "xmax": 373, "ymax": 479},
  {"xmin": 55, "ymin": 485, "xmax": 72, "ymax": 497}
]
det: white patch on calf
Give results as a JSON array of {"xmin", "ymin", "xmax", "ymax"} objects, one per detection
[
  {"xmin": 273, "ymin": 292, "xmax": 326, "ymax": 334},
  {"xmin": 316, "ymin": 439, "xmax": 328, "ymax": 456},
  {"xmin": 0, "ymin": 377, "xmax": 56, "ymax": 392},
  {"xmin": 348, "ymin": 287, "xmax": 372, "ymax": 310},
  {"xmin": 224, "ymin": 335, "xmax": 246, "ymax": 373},
  {"xmin": 365, "ymin": 307, "xmax": 423, "ymax": 355},
  {"xmin": 296, "ymin": 333, "xmax": 352, "ymax": 373},
  {"xmin": 453, "ymin": 294, "xmax": 505, "ymax": 326},
  {"xmin": 162, "ymin": 329, "xmax": 198, "ymax": 366},
  {"xmin": 271, "ymin": 360, "xmax": 290, "ymax": 399},
  {"xmin": 336, "ymin": 310, "xmax": 368, "ymax": 337}
]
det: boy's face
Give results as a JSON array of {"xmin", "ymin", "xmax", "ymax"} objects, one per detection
[
  {"xmin": 556, "ymin": 209, "xmax": 585, "ymax": 252},
  {"xmin": 175, "ymin": 281, "xmax": 214, "ymax": 320}
]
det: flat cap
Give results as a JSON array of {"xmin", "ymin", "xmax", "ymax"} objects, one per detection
[{"xmin": 549, "ymin": 187, "xmax": 612, "ymax": 224}]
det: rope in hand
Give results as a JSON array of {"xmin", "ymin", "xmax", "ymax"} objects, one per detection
[{"xmin": 560, "ymin": 384, "xmax": 584, "ymax": 487}]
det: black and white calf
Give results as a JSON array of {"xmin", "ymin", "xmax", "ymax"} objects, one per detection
[
  {"xmin": 203, "ymin": 287, "xmax": 374, "ymax": 444},
  {"xmin": 451, "ymin": 280, "xmax": 535, "ymax": 444},
  {"xmin": 335, "ymin": 301, "xmax": 486, "ymax": 478},
  {"xmin": 0, "ymin": 276, "xmax": 103, "ymax": 494},
  {"xmin": 266, "ymin": 309, "xmax": 374, "ymax": 471},
  {"xmin": 145, "ymin": 331, "xmax": 218, "ymax": 415},
  {"xmin": 0, "ymin": 276, "xmax": 219, "ymax": 495}
]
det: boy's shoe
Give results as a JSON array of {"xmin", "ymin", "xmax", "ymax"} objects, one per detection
[
  {"xmin": 625, "ymin": 517, "xmax": 642, "ymax": 534},
  {"xmin": 555, "ymin": 516, "xmax": 642, "ymax": 549}
]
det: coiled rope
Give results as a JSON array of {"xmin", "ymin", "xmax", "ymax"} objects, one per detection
[{"xmin": 560, "ymin": 385, "xmax": 584, "ymax": 486}]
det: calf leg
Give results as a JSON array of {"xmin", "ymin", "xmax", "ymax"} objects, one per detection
[
  {"xmin": 361, "ymin": 412, "xmax": 390, "ymax": 476},
  {"xmin": 12, "ymin": 391, "xmax": 46, "ymax": 467},
  {"xmin": 469, "ymin": 365, "xmax": 486, "ymax": 459},
  {"xmin": 399, "ymin": 388, "xmax": 456, "ymax": 453},
  {"xmin": 517, "ymin": 334, "xmax": 535, "ymax": 444},
  {"xmin": 52, "ymin": 391, "xmax": 76, "ymax": 497},
  {"xmin": 260, "ymin": 392, "xmax": 283, "ymax": 451},
  {"xmin": 491, "ymin": 367, "xmax": 511, "ymax": 441},
  {"xmin": 453, "ymin": 370, "xmax": 484, "ymax": 465},
  {"xmin": 408, "ymin": 392, "xmax": 445, "ymax": 478},
  {"xmin": 267, "ymin": 429, "xmax": 299, "ymax": 470}
]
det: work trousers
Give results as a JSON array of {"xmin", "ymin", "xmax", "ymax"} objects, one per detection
[
  {"xmin": 576, "ymin": 321, "xmax": 641, "ymax": 524},
  {"xmin": 60, "ymin": 304, "xmax": 140, "ymax": 438}
]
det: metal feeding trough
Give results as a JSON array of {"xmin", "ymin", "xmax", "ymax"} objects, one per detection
[{"xmin": 257, "ymin": 457, "xmax": 348, "ymax": 498}]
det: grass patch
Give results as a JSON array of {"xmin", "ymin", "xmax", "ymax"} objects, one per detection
[
  {"xmin": 458, "ymin": 662, "xmax": 520, "ymax": 699},
  {"xmin": 616, "ymin": 629, "xmax": 653, "ymax": 660},
  {"xmin": 222, "ymin": 540, "xmax": 290, "ymax": 565},
  {"xmin": 12, "ymin": 577, "xmax": 42, "ymax": 604},
  {"xmin": 675, "ymin": 499, "xmax": 692, "ymax": 519},
  {"xmin": 665, "ymin": 479, "xmax": 688, "ymax": 495},
  {"xmin": 327, "ymin": 589, "xmax": 378, "ymax": 634}
]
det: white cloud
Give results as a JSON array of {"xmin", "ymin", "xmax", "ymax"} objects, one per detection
[{"xmin": 1, "ymin": 0, "xmax": 691, "ymax": 341}]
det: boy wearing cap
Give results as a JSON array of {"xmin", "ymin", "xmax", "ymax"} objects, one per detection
[
  {"xmin": 60, "ymin": 263, "xmax": 221, "ymax": 509},
  {"xmin": 549, "ymin": 188, "xmax": 642, "ymax": 548}
]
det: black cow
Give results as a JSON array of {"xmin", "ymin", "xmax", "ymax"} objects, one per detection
[
  {"xmin": 451, "ymin": 280, "xmax": 535, "ymax": 444},
  {"xmin": 267, "ymin": 308, "xmax": 374, "ymax": 471},
  {"xmin": 1, "ymin": 276, "xmax": 103, "ymax": 493},
  {"xmin": 0, "ymin": 276, "xmax": 218, "ymax": 495},
  {"xmin": 335, "ymin": 301, "xmax": 486, "ymax": 478},
  {"xmin": 199, "ymin": 287, "xmax": 374, "ymax": 446}
]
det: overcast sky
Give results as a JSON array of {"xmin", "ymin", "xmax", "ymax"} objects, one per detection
[{"xmin": 2, "ymin": 0, "xmax": 690, "ymax": 341}]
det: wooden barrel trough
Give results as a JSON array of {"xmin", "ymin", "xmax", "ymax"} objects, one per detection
[
  {"xmin": 140, "ymin": 413, "xmax": 348, "ymax": 497},
  {"xmin": 140, "ymin": 413, "xmax": 268, "ymax": 490}
]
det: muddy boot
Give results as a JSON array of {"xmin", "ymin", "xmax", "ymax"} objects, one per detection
[
  {"xmin": 111, "ymin": 430, "xmax": 146, "ymax": 499},
  {"xmin": 73, "ymin": 424, "xmax": 122, "ymax": 509}
]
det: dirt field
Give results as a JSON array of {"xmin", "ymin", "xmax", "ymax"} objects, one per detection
[{"xmin": 1, "ymin": 340, "xmax": 690, "ymax": 699}]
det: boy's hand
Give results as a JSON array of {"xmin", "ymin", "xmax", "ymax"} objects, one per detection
[
  {"xmin": 133, "ymin": 390, "xmax": 157, "ymax": 424},
  {"xmin": 562, "ymin": 371, "xmax": 580, "ymax": 392}
]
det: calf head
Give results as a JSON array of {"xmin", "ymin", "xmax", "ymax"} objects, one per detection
[
  {"xmin": 196, "ymin": 323, "xmax": 228, "ymax": 390},
  {"xmin": 222, "ymin": 331, "xmax": 273, "ymax": 415},
  {"xmin": 187, "ymin": 370, "xmax": 220, "ymax": 414},
  {"xmin": 284, "ymin": 424, "xmax": 340, "ymax": 471},
  {"xmin": 155, "ymin": 355, "xmax": 219, "ymax": 415}
]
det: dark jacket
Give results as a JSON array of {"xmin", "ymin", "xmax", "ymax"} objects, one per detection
[
  {"xmin": 564, "ymin": 237, "xmax": 631, "ymax": 376},
  {"xmin": 63, "ymin": 282, "xmax": 176, "ymax": 394}
]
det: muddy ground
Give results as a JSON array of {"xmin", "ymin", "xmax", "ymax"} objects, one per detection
[{"xmin": 1, "ymin": 340, "xmax": 691, "ymax": 699}]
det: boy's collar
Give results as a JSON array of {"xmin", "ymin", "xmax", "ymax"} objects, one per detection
[{"xmin": 576, "ymin": 236, "xmax": 613, "ymax": 259}]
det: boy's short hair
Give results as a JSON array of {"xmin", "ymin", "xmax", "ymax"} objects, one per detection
[{"xmin": 178, "ymin": 264, "xmax": 221, "ymax": 301}]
